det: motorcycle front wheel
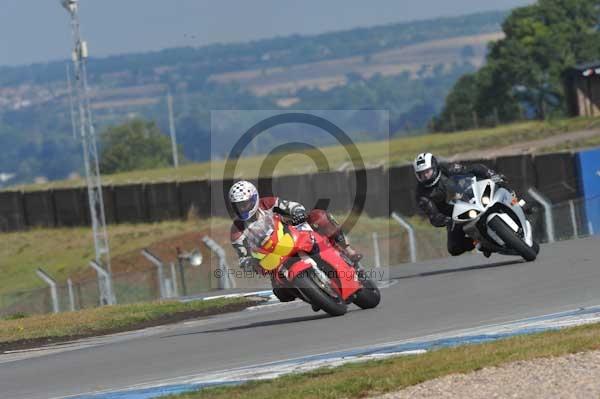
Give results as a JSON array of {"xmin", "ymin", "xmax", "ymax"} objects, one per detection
[
  {"xmin": 488, "ymin": 216, "xmax": 538, "ymax": 262},
  {"xmin": 294, "ymin": 269, "xmax": 347, "ymax": 316},
  {"xmin": 353, "ymin": 272, "xmax": 381, "ymax": 309}
]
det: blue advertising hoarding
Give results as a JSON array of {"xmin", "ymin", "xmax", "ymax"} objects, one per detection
[{"xmin": 577, "ymin": 148, "xmax": 600, "ymax": 234}]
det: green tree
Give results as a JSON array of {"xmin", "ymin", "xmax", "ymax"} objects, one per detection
[
  {"xmin": 99, "ymin": 119, "xmax": 181, "ymax": 174},
  {"xmin": 437, "ymin": 0, "xmax": 600, "ymax": 131}
]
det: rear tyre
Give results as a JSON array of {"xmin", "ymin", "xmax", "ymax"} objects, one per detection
[
  {"xmin": 353, "ymin": 271, "xmax": 381, "ymax": 309},
  {"xmin": 489, "ymin": 216, "xmax": 537, "ymax": 262},
  {"xmin": 293, "ymin": 270, "xmax": 347, "ymax": 316}
]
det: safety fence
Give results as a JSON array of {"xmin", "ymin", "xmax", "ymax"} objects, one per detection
[{"xmin": 1, "ymin": 194, "xmax": 598, "ymax": 318}]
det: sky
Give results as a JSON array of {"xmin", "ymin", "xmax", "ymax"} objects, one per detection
[{"xmin": 0, "ymin": 0, "xmax": 535, "ymax": 67}]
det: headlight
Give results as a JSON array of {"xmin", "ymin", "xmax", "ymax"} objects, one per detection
[
  {"xmin": 468, "ymin": 210, "xmax": 478, "ymax": 218},
  {"xmin": 481, "ymin": 196, "xmax": 490, "ymax": 206}
]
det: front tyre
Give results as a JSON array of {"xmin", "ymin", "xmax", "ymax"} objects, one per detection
[
  {"xmin": 353, "ymin": 273, "xmax": 381, "ymax": 309},
  {"xmin": 293, "ymin": 270, "xmax": 347, "ymax": 316},
  {"xmin": 488, "ymin": 216, "xmax": 538, "ymax": 262}
]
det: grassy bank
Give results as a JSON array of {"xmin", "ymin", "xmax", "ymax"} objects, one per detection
[
  {"xmin": 0, "ymin": 214, "xmax": 409, "ymax": 300},
  {"xmin": 0, "ymin": 297, "xmax": 255, "ymax": 351},
  {"xmin": 163, "ymin": 322, "xmax": 600, "ymax": 399},
  {"xmin": 7, "ymin": 116, "xmax": 600, "ymax": 192},
  {"xmin": 0, "ymin": 218, "xmax": 228, "ymax": 296}
]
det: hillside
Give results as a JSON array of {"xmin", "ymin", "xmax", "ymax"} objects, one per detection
[{"xmin": 0, "ymin": 11, "xmax": 507, "ymax": 186}]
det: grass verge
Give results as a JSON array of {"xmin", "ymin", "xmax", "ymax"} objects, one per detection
[
  {"xmin": 162, "ymin": 322, "xmax": 600, "ymax": 399},
  {"xmin": 0, "ymin": 297, "xmax": 257, "ymax": 352},
  {"xmin": 7, "ymin": 116, "xmax": 600, "ymax": 191}
]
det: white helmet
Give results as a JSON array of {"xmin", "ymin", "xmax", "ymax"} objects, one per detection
[
  {"xmin": 228, "ymin": 180, "xmax": 259, "ymax": 221},
  {"xmin": 413, "ymin": 153, "xmax": 440, "ymax": 187}
]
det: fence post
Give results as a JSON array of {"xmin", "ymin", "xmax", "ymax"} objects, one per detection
[
  {"xmin": 36, "ymin": 268, "xmax": 60, "ymax": 313},
  {"xmin": 569, "ymin": 200, "xmax": 579, "ymax": 239},
  {"xmin": 391, "ymin": 212, "xmax": 417, "ymax": 263},
  {"xmin": 170, "ymin": 262, "xmax": 179, "ymax": 297},
  {"xmin": 372, "ymin": 232, "xmax": 381, "ymax": 268},
  {"xmin": 67, "ymin": 278, "xmax": 76, "ymax": 311},
  {"xmin": 141, "ymin": 249, "xmax": 167, "ymax": 299},
  {"xmin": 528, "ymin": 188, "xmax": 555, "ymax": 243},
  {"xmin": 202, "ymin": 236, "xmax": 236, "ymax": 289},
  {"xmin": 89, "ymin": 260, "xmax": 116, "ymax": 305}
]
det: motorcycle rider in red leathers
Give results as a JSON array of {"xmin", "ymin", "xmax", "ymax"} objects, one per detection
[{"xmin": 229, "ymin": 180, "xmax": 362, "ymax": 303}]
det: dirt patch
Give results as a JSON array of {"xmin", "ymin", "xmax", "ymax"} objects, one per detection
[
  {"xmin": 71, "ymin": 228, "xmax": 231, "ymax": 281},
  {"xmin": 0, "ymin": 299, "xmax": 260, "ymax": 353},
  {"xmin": 450, "ymin": 127, "xmax": 600, "ymax": 161}
]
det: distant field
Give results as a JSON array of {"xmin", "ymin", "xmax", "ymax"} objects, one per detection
[
  {"xmin": 7, "ymin": 115, "xmax": 600, "ymax": 192},
  {"xmin": 209, "ymin": 32, "xmax": 503, "ymax": 96}
]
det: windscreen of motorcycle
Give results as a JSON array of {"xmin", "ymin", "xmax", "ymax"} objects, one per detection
[
  {"xmin": 446, "ymin": 175, "xmax": 476, "ymax": 204},
  {"xmin": 247, "ymin": 210, "xmax": 296, "ymax": 271}
]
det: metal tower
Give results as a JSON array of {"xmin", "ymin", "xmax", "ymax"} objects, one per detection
[{"xmin": 61, "ymin": 0, "xmax": 115, "ymax": 305}]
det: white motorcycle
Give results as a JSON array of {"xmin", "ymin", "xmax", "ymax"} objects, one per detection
[{"xmin": 447, "ymin": 175, "xmax": 540, "ymax": 262}]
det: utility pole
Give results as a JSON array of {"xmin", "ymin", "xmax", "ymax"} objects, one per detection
[
  {"xmin": 60, "ymin": 0, "xmax": 115, "ymax": 305},
  {"xmin": 167, "ymin": 92, "xmax": 179, "ymax": 168}
]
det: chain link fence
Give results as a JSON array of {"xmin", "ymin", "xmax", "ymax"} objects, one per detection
[{"xmin": 2, "ymin": 195, "xmax": 597, "ymax": 318}]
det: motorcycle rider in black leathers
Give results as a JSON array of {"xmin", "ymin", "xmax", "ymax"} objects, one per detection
[{"xmin": 414, "ymin": 152, "xmax": 506, "ymax": 257}]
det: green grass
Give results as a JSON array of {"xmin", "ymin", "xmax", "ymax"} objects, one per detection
[
  {"xmin": 539, "ymin": 133, "xmax": 600, "ymax": 153},
  {"xmin": 0, "ymin": 219, "xmax": 214, "ymax": 297},
  {"xmin": 0, "ymin": 213, "xmax": 407, "ymax": 301},
  {"xmin": 0, "ymin": 297, "xmax": 253, "ymax": 345},
  {"xmin": 8, "ymin": 116, "xmax": 600, "ymax": 192},
  {"xmin": 162, "ymin": 322, "xmax": 600, "ymax": 399}
]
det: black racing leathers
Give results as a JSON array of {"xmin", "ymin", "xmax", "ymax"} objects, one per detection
[{"xmin": 416, "ymin": 162, "xmax": 499, "ymax": 256}]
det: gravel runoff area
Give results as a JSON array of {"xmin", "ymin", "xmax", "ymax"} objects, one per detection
[{"xmin": 373, "ymin": 350, "xmax": 600, "ymax": 399}]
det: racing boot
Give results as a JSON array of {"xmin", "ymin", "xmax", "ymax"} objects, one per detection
[{"xmin": 475, "ymin": 241, "xmax": 492, "ymax": 258}]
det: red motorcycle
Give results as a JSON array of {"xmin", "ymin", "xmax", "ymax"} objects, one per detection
[{"xmin": 246, "ymin": 209, "xmax": 381, "ymax": 316}]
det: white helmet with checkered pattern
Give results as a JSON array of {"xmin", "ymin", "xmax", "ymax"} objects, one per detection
[
  {"xmin": 228, "ymin": 180, "xmax": 259, "ymax": 221},
  {"xmin": 414, "ymin": 152, "xmax": 441, "ymax": 187}
]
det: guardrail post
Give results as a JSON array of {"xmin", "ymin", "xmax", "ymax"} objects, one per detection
[
  {"xmin": 569, "ymin": 200, "xmax": 579, "ymax": 239},
  {"xmin": 141, "ymin": 249, "xmax": 167, "ymax": 299},
  {"xmin": 528, "ymin": 188, "xmax": 555, "ymax": 243},
  {"xmin": 67, "ymin": 278, "xmax": 76, "ymax": 311},
  {"xmin": 169, "ymin": 262, "xmax": 179, "ymax": 297},
  {"xmin": 89, "ymin": 260, "xmax": 116, "ymax": 305},
  {"xmin": 36, "ymin": 268, "xmax": 60, "ymax": 313},
  {"xmin": 202, "ymin": 236, "xmax": 236, "ymax": 289},
  {"xmin": 391, "ymin": 212, "xmax": 417, "ymax": 263},
  {"xmin": 372, "ymin": 232, "xmax": 381, "ymax": 268}
]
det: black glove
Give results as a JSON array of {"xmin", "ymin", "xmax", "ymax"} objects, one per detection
[
  {"xmin": 240, "ymin": 257, "xmax": 259, "ymax": 271},
  {"xmin": 290, "ymin": 206, "xmax": 307, "ymax": 225},
  {"xmin": 491, "ymin": 174, "xmax": 506, "ymax": 184},
  {"xmin": 445, "ymin": 217, "xmax": 454, "ymax": 229}
]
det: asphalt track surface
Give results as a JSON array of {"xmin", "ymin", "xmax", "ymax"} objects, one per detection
[{"xmin": 2, "ymin": 236, "xmax": 599, "ymax": 399}]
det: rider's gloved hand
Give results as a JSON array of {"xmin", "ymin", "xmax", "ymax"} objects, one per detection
[
  {"xmin": 445, "ymin": 217, "xmax": 454, "ymax": 229},
  {"xmin": 290, "ymin": 206, "xmax": 307, "ymax": 225},
  {"xmin": 240, "ymin": 257, "xmax": 259, "ymax": 272},
  {"xmin": 491, "ymin": 174, "xmax": 506, "ymax": 184}
]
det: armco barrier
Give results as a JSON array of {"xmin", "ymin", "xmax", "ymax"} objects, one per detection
[
  {"xmin": 113, "ymin": 184, "xmax": 148, "ymax": 223},
  {"xmin": 270, "ymin": 173, "xmax": 314, "ymax": 209},
  {"xmin": 2, "ymin": 151, "xmax": 593, "ymax": 232},
  {"xmin": 53, "ymin": 188, "xmax": 86, "ymax": 227},
  {"xmin": 0, "ymin": 191, "xmax": 25, "ymax": 231},
  {"xmin": 495, "ymin": 154, "xmax": 537, "ymax": 196},
  {"xmin": 146, "ymin": 182, "xmax": 180, "ymax": 222},
  {"xmin": 310, "ymin": 170, "xmax": 353, "ymax": 214},
  {"xmin": 533, "ymin": 152, "xmax": 580, "ymax": 203},
  {"xmin": 179, "ymin": 180, "xmax": 211, "ymax": 218},
  {"xmin": 23, "ymin": 190, "xmax": 55, "ymax": 227},
  {"xmin": 389, "ymin": 165, "xmax": 418, "ymax": 216},
  {"xmin": 363, "ymin": 167, "xmax": 389, "ymax": 217}
]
